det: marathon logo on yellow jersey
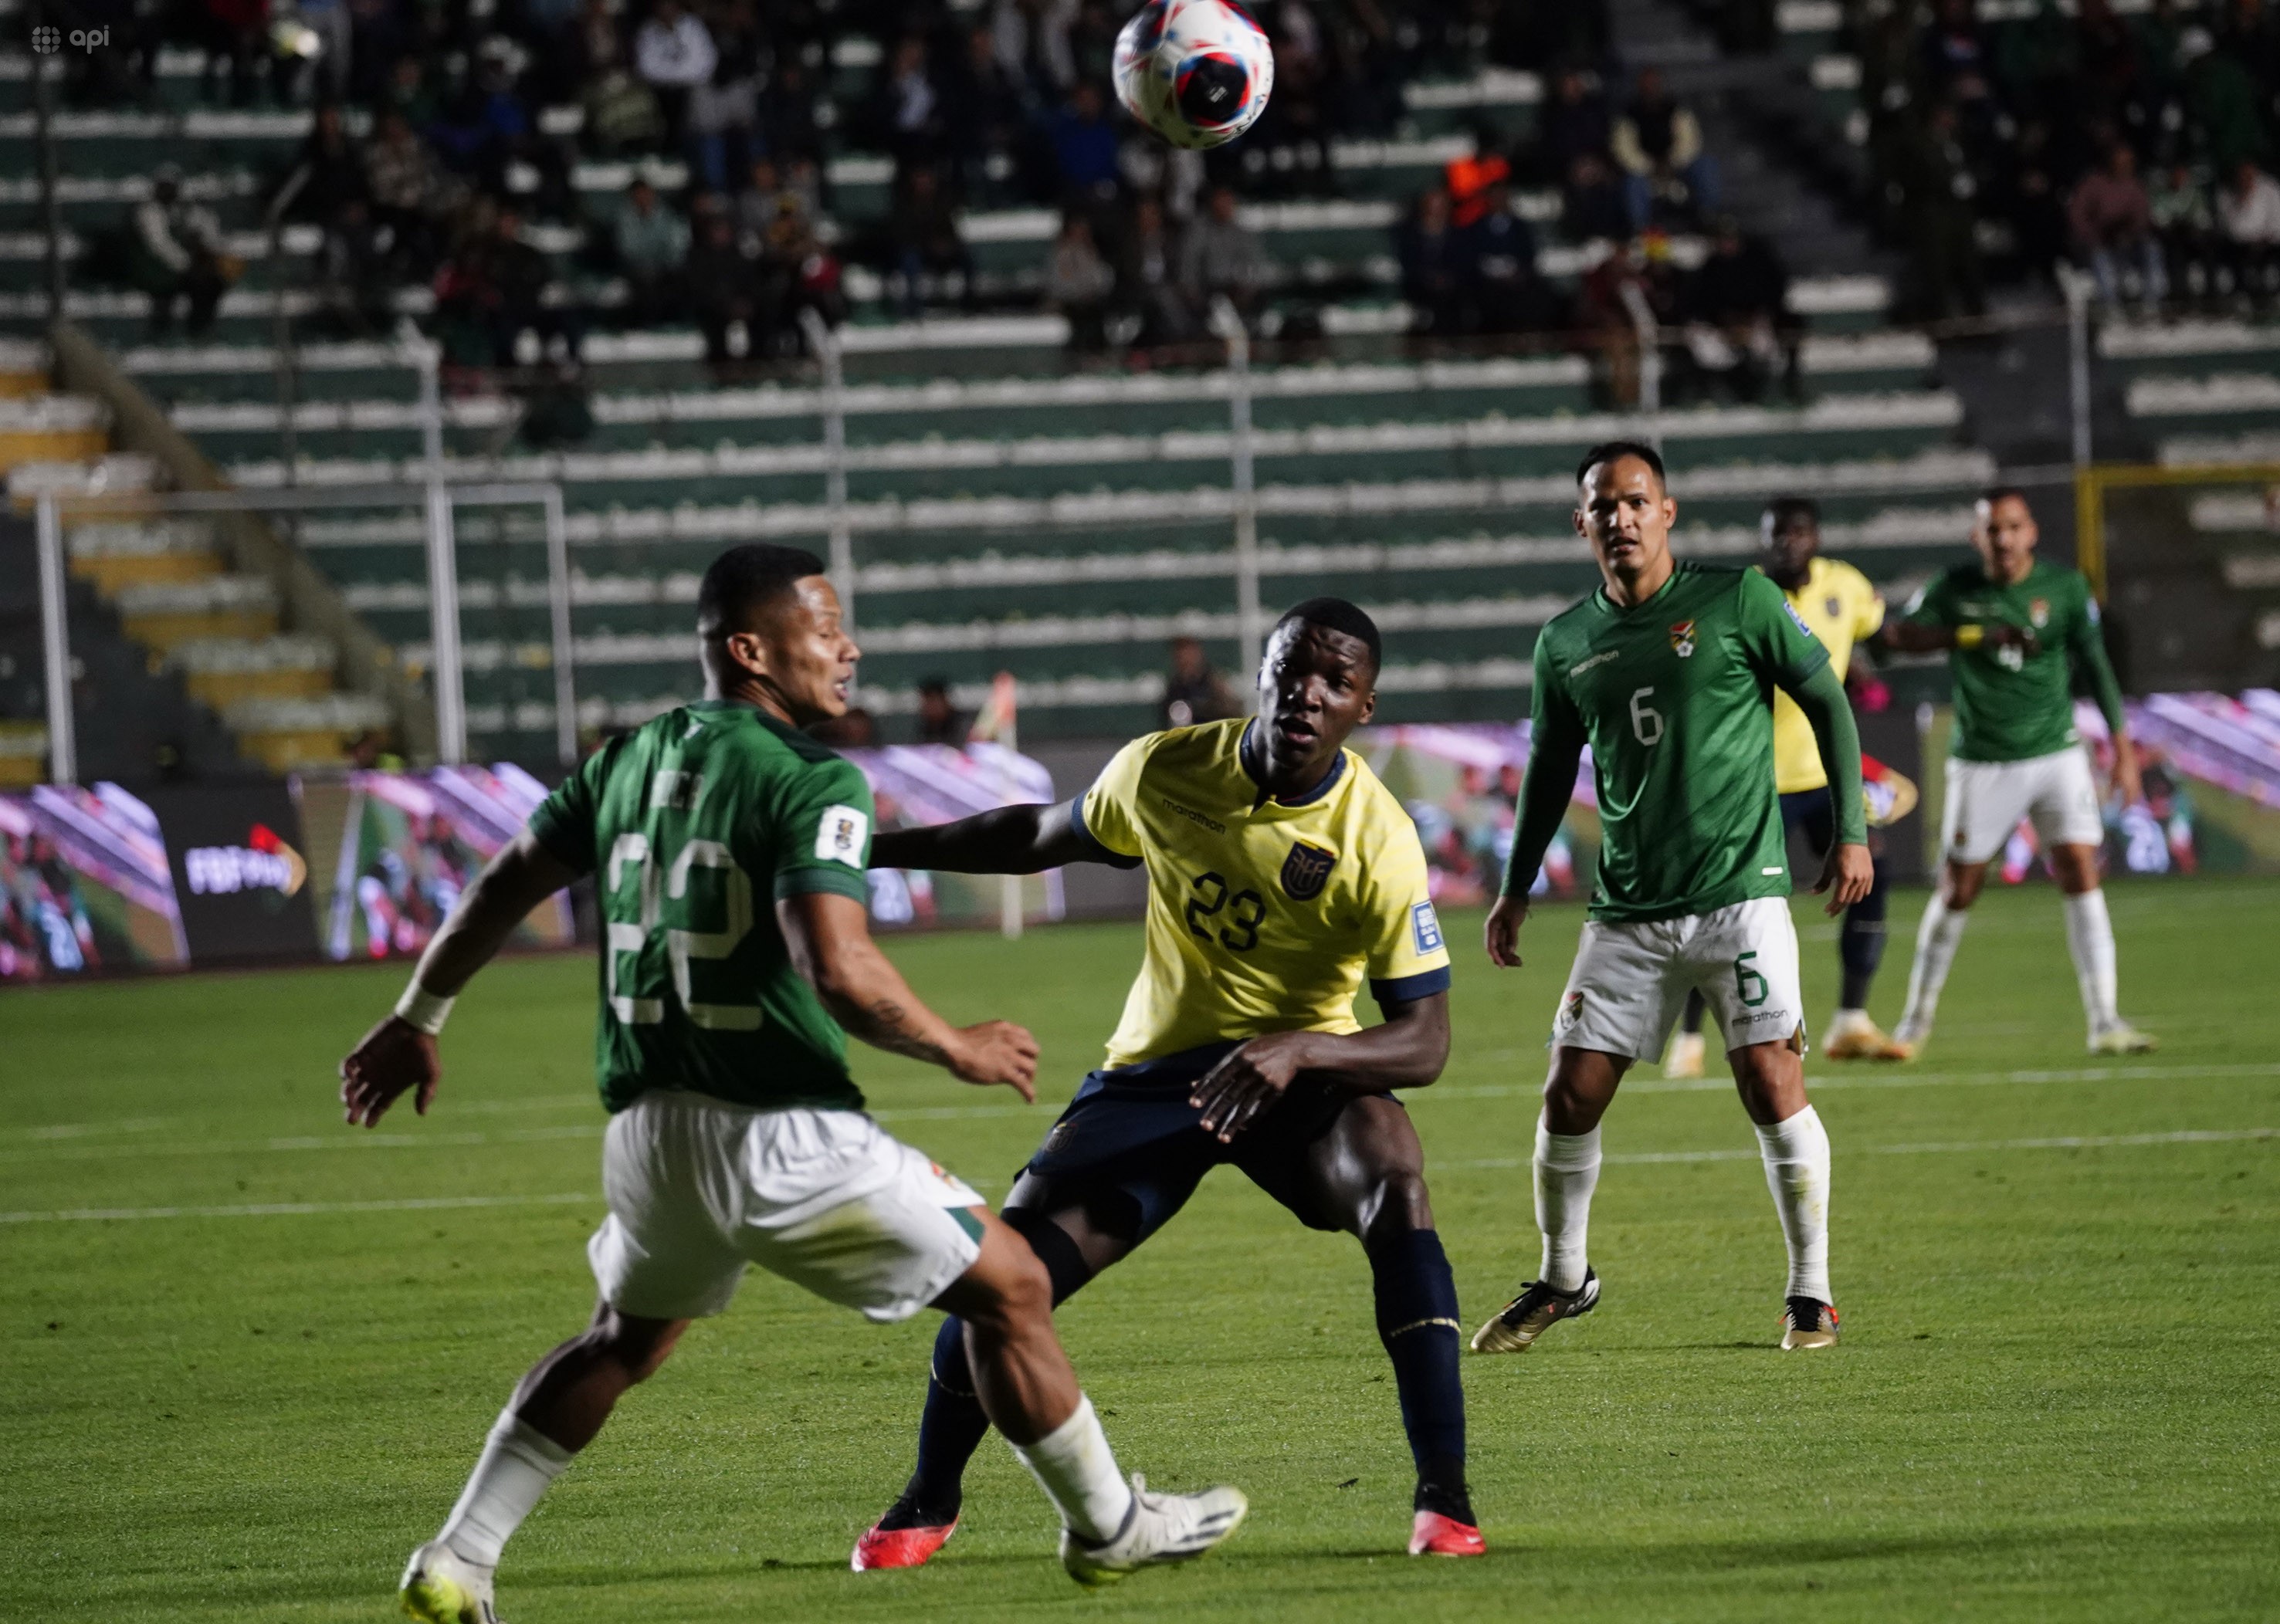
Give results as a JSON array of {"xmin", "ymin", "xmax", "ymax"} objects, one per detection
[{"xmin": 1280, "ymin": 840, "xmax": 1336, "ymax": 900}]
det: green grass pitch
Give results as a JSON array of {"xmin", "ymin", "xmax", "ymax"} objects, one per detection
[{"xmin": 3, "ymin": 878, "xmax": 2276, "ymax": 1622}]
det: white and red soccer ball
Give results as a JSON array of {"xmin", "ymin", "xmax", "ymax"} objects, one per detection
[{"xmin": 1113, "ymin": 0, "xmax": 1276, "ymax": 150}]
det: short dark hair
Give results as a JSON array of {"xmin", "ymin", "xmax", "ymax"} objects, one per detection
[
  {"xmin": 1765, "ymin": 496, "xmax": 1820, "ymax": 530},
  {"xmin": 696, "ymin": 543, "xmax": 827, "ymax": 635},
  {"xmin": 1576, "ymin": 438, "xmax": 1666, "ymax": 489},
  {"xmin": 1979, "ymin": 485, "xmax": 2031, "ymax": 511},
  {"xmin": 1276, "ymin": 597, "xmax": 1382, "ymax": 672}
]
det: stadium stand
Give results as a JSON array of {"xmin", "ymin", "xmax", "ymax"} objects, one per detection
[{"xmin": 1, "ymin": 0, "xmax": 2272, "ymax": 771}]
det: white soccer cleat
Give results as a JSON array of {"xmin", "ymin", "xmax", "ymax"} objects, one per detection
[
  {"xmin": 1059, "ymin": 1474, "xmax": 1248, "ymax": 1587},
  {"xmin": 2089, "ymin": 1022, "xmax": 2158, "ymax": 1055},
  {"xmin": 399, "ymin": 1541, "xmax": 500, "ymax": 1624},
  {"xmin": 1662, "ymin": 1030, "xmax": 1706, "ymax": 1079}
]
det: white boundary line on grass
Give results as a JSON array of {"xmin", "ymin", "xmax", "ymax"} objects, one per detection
[{"xmin": 2, "ymin": 1128, "xmax": 2269, "ymax": 1225}]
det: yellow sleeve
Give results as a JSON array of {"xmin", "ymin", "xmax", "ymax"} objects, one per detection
[
  {"xmin": 1358, "ymin": 804, "xmax": 1453, "ymax": 1004},
  {"xmin": 1072, "ymin": 733, "xmax": 1153, "ymax": 859},
  {"xmin": 1848, "ymin": 563, "xmax": 1886, "ymax": 639}
]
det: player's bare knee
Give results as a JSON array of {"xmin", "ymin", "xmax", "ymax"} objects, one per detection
[
  {"xmin": 966, "ymin": 1243, "xmax": 1053, "ymax": 1338},
  {"xmin": 595, "ymin": 1310, "xmax": 683, "ymax": 1382},
  {"xmin": 1361, "ymin": 1169, "xmax": 1434, "ymax": 1240}
]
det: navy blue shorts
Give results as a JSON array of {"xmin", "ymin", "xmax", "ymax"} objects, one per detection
[
  {"xmin": 1016, "ymin": 1041, "xmax": 1394, "ymax": 1243},
  {"xmin": 1780, "ymin": 787, "xmax": 1835, "ymax": 853}
]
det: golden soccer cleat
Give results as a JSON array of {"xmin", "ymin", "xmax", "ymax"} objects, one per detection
[
  {"xmin": 1662, "ymin": 1030, "xmax": 1706, "ymax": 1079},
  {"xmin": 1822, "ymin": 1015, "xmax": 1913, "ymax": 1062},
  {"xmin": 1780, "ymin": 1297, "xmax": 1841, "ymax": 1352},
  {"xmin": 1471, "ymin": 1269, "xmax": 1599, "ymax": 1353}
]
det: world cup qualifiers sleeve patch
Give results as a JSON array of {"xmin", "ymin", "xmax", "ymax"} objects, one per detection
[
  {"xmin": 1786, "ymin": 601, "xmax": 1818, "ymax": 638},
  {"xmin": 815, "ymin": 804, "xmax": 869, "ymax": 867},
  {"xmin": 1411, "ymin": 899, "xmax": 1445, "ymax": 955}
]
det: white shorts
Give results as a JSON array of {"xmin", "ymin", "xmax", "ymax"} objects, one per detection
[
  {"xmin": 1941, "ymin": 746, "xmax": 2105, "ymax": 866},
  {"xmin": 1551, "ymin": 895, "xmax": 1806, "ymax": 1061},
  {"xmin": 588, "ymin": 1091, "xmax": 984, "ymax": 1324}
]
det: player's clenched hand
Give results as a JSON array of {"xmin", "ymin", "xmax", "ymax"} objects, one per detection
[
  {"xmin": 1814, "ymin": 841, "xmax": 1875, "ymax": 915},
  {"xmin": 1191, "ymin": 1032, "xmax": 1309, "ymax": 1143},
  {"xmin": 947, "ymin": 1020, "xmax": 1039, "ymax": 1102},
  {"xmin": 339, "ymin": 1015, "xmax": 441, "ymax": 1128},
  {"xmin": 1983, "ymin": 622, "xmax": 2040, "ymax": 655},
  {"xmin": 1482, "ymin": 894, "xmax": 1530, "ymax": 968}
]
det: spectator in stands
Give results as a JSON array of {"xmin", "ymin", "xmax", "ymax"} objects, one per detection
[
  {"xmin": 2217, "ymin": 157, "xmax": 2280, "ymax": 302},
  {"xmin": 612, "ymin": 178, "xmax": 689, "ymax": 326},
  {"xmin": 1160, "ymin": 637, "xmax": 1240, "ymax": 728},
  {"xmin": 385, "ymin": 56, "xmax": 441, "ymax": 129},
  {"xmin": 584, "ymin": 64, "xmax": 666, "ymax": 157},
  {"xmin": 2180, "ymin": 29, "xmax": 2268, "ymax": 174},
  {"xmin": 1561, "ymin": 151, "xmax": 1631, "ymax": 244},
  {"xmin": 2070, "ymin": 143, "xmax": 2168, "ymax": 306},
  {"xmin": 1115, "ymin": 195, "xmax": 1198, "ymax": 348},
  {"xmin": 1574, "ymin": 237, "xmax": 1653, "ymax": 408},
  {"xmin": 1178, "ymin": 184, "xmax": 1269, "ymax": 327},
  {"xmin": 465, "ymin": 207, "xmax": 571, "ymax": 367},
  {"xmin": 872, "ymin": 35, "xmax": 949, "ymax": 171},
  {"xmin": 1682, "ymin": 218, "xmax": 1799, "ymax": 402},
  {"xmin": 685, "ymin": 205, "xmax": 760, "ymax": 367},
  {"xmin": 296, "ymin": 0, "xmax": 353, "ymax": 104},
  {"xmin": 281, "ymin": 103, "xmax": 367, "ymax": 223},
  {"xmin": 1612, "ymin": 69, "xmax": 1715, "ymax": 231},
  {"xmin": 194, "ymin": 0, "xmax": 279, "ymax": 107},
  {"xmin": 635, "ymin": 0, "xmax": 717, "ymax": 145},
  {"xmin": 364, "ymin": 109, "xmax": 454, "ymax": 271},
  {"xmin": 1049, "ymin": 81, "xmax": 1124, "ymax": 211},
  {"xmin": 1398, "ymin": 185, "xmax": 1466, "ymax": 339},
  {"xmin": 1534, "ymin": 68, "xmax": 1612, "ymax": 187},
  {"xmin": 1045, "ymin": 213, "xmax": 1116, "ymax": 354},
  {"xmin": 1444, "ymin": 142, "xmax": 1512, "ymax": 229},
  {"xmin": 315, "ymin": 197, "xmax": 396, "ymax": 334},
  {"xmin": 760, "ymin": 200, "xmax": 848, "ymax": 354},
  {"xmin": 759, "ymin": 57, "xmax": 825, "ymax": 164},
  {"xmin": 129, "ymin": 167, "xmax": 236, "ymax": 337},
  {"xmin": 916, "ymin": 678, "xmax": 965, "ymax": 744},
  {"xmin": 947, "ymin": 22, "xmax": 1033, "ymax": 207},
  {"xmin": 1460, "ymin": 177, "xmax": 1557, "ymax": 338},
  {"xmin": 1898, "ymin": 101, "xmax": 1987, "ymax": 320},
  {"xmin": 1919, "ymin": 0, "xmax": 1996, "ymax": 115},
  {"xmin": 686, "ymin": 4, "xmax": 762, "ymax": 195},
  {"xmin": 887, "ymin": 165, "xmax": 974, "ymax": 316},
  {"xmin": 737, "ymin": 156, "xmax": 789, "ymax": 244},
  {"xmin": 1994, "ymin": 117, "xmax": 2068, "ymax": 279},
  {"xmin": 2150, "ymin": 161, "xmax": 2218, "ymax": 301}
]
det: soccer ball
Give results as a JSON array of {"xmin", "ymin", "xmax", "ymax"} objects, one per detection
[{"xmin": 1113, "ymin": 0, "xmax": 1276, "ymax": 150}]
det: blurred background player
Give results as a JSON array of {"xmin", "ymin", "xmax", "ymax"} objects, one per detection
[
  {"xmin": 1664, "ymin": 497, "xmax": 1908, "ymax": 1077},
  {"xmin": 338, "ymin": 545, "xmax": 1245, "ymax": 1619},
  {"xmin": 1477, "ymin": 443, "xmax": 1872, "ymax": 1358},
  {"xmin": 850, "ymin": 599, "xmax": 1485, "ymax": 1566},
  {"xmin": 1883, "ymin": 491, "xmax": 2156, "ymax": 1057}
]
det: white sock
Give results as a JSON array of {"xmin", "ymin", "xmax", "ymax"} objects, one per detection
[
  {"xmin": 1896, "ymin": 894, "xmax": 1968, "ymax": 1037},
  {"xmin": 1009, "ymin": 1395, "xmax": 1134, "ymax": 1544},
  {"xmin": 1534, "ymin": 1117, "xmax": 1602, "ymax": 1294},
  {"xmin": 2062, "ymin": 888, "xmax": 2119, "ymax": 1033},
  {"xmin": 437, "ymin": 1409, "xmax": 575, "ymax": 1573},
  {"xmin": 1755, "ymin": 1105, "xmax": 1833, "ymax": 1302}
]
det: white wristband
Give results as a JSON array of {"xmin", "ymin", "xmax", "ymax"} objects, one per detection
[{"xmin": 394, "ymin": 982, "xmax": 456, "ymax": 1036}]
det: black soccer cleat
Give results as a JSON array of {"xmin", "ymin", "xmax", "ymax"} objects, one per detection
[{"xmin": 1470, "ymin": 1267, "xmax": 1600, "ymax": 1354}]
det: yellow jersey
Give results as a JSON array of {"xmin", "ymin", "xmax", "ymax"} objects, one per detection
[
  {"xmin": 1075, "ymin": 718, "xmax": 1452, "ymax": 1068},
  {"xmin": 1767, "ymin": 557, "xmax": 1884, "ymax": 793}
]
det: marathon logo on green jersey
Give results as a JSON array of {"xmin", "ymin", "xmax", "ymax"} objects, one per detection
[{"xmin": 1567, "ymin": 648, "xmax": 1621, "ymax": 678}]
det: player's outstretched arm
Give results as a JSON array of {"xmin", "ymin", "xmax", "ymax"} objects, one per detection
[
  {"xmin": 778, "ymin": 890, "xmax": 1039, "ymax": 1098},
  {"xmin": 1882, "ymin": 619, "xmax": 2037, "ymax": 655},
  {"xmin": 340, "ymin": 829, "xmax": 583, "ymax": 1128},
  {"xmin": 1191, "ymin": 991, "xmax": 1451, "ymax": 1142},
  {"xmin": 869, "ymin": 799, "xmax": 1130, "ymax": 875},
  {"xmin": 1779, "ymin": 661, "xmax": 1875, "ymax": 914}
]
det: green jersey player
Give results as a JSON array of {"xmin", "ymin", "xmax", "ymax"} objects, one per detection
[
  {"xmin": 1882, "ymin": 488, "xmax": 2155, "ymax": 1056},
  {"xmin": 338, "ymin": 545, "xmax": 1244, "ymax": 1622},
  {"xmin": 1472, "ymin": 442, "xmax": 1873, "ymax": 1357}
]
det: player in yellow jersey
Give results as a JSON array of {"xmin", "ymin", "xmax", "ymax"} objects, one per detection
[
  {"xmin": 1664, "ymin": 498, "xmax": 1911, "ymax": 1078},
  {"xmin": 848, "ymin": 599, "xmax": 1485, "ymax": 1567}
]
